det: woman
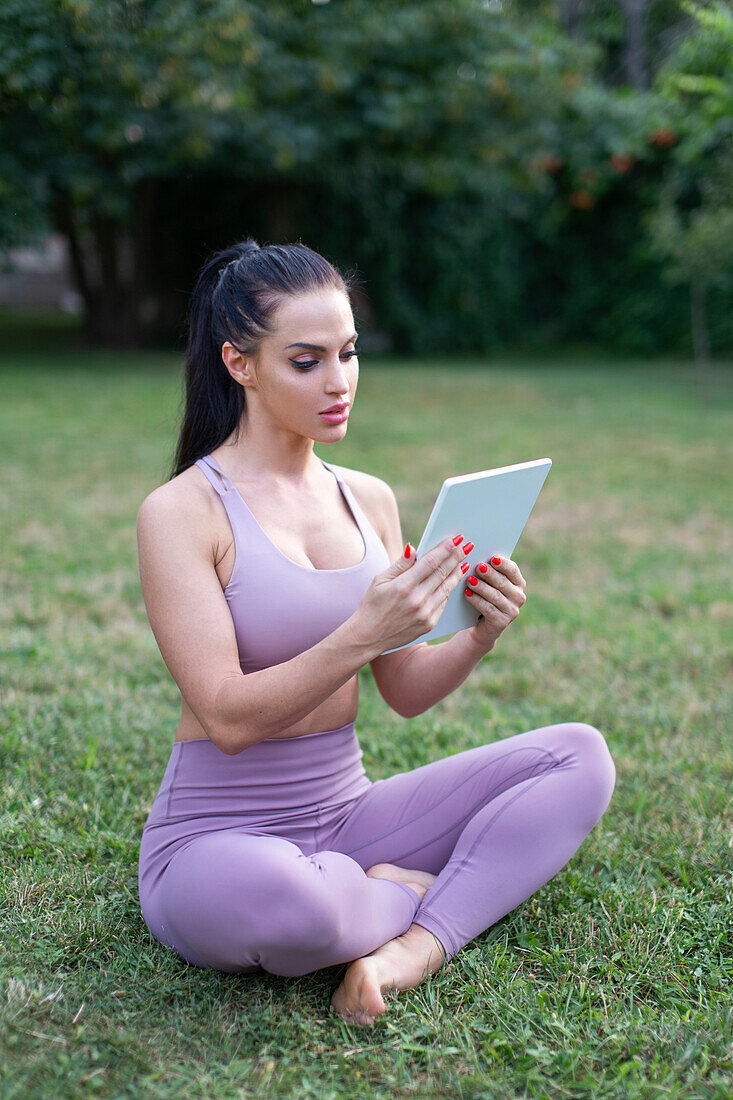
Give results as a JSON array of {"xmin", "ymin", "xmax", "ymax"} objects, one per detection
[{"xmin": 137, "ymin": 238, "xmax": 616, "ymax": 1027}]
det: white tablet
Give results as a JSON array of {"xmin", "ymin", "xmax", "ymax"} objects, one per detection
[{"xmin": 380, "ymin": 457, "xmax": 552, "ymax": 653}]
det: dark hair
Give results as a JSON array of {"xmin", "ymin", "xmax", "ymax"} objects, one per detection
[{"xmin": 169, "ymin": 238, "xmax": 355, "ymax": 480}]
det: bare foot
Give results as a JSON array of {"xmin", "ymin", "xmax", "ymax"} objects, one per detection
[
  {"xmin": 365, "ymin": 862, "xmax": 437, "ymax": 901},
  {"xmin": 331, "ymin": 923, "xmax": 446, "ymax": 1027},
  {"xmin": 330, "ymin": 864, "xmax": 443, "ymax": 1026}
]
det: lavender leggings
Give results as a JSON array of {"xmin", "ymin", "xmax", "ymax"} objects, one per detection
[{"xmin": 138, "ymin": 721, "xmax": 615, "ymax": 976}]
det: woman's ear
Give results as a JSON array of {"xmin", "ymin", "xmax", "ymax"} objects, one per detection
[{"xmin": 221, "ymin": 342, "xmax": 257, "ymax": 390}]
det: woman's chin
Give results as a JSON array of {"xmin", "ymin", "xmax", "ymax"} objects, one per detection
[{"xmin": 316, "ymin": 421, "xmax": 349, "ymax": 437}]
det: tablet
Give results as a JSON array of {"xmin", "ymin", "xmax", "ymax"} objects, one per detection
[{"xmin": 380, "ymin": 457, "xmax": 552, "ymax": 653}]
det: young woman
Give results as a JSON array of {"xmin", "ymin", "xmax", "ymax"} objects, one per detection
[{"xmin": 136, "ymin": 238, "xmax": 616, "ymax": 1027}]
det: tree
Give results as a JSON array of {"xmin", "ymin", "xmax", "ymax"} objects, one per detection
[
  {"xmin": 645, "ymin": 1, "xmax": 733, "ymax": 391},
  {"xmin": 517, "ymin": 0, "xmax": 691, "ymax": 89},
  {"xmin": 1, "ymin": 0, "xmax": 654, "ymax": 347}
]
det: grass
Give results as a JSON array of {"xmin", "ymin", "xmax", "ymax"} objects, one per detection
[{"xmin": 1, "ymin": 333, "xmax": 731, "ymax": 1098}]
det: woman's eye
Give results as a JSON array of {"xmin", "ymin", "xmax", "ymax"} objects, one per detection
[{"xmin": 290, "ymin": 350, "xmax": 359, "ymax": 371}]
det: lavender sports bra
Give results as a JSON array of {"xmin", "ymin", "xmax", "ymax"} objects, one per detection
[{"xmin": 194, "ymin": 454, "xmax": 391, "ymax": 673}]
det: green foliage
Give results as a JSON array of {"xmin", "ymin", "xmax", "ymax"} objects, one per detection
[
  {"xmin": 647, "ymin": 194, "xmax": 733, "ymax": 289},
  {"xmin": 659, "ymin": 1, "xmax": 733, "ymax": 142},
  {"xmin": 0, "ymin": 1, "xmax": 731, "ymax": 354},
  {"xmin": 642, "ymin": 1, "xmax": 733, "ymax": 363},
  {"xmin": 0, "ymin": 0, "xmax": 639, "ymax": 220},
  {"xmin": 0, "ymin": 0, "xmax": 263, "ymax": 244}
]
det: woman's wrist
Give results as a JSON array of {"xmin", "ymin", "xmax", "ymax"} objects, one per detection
[
  {"xmin": 463, "ymin": 626, "xmax": 497, "ymax": 657},
  {"xmin": 338, "ymin": 610, "xmax": 385, "ymax": 664}
]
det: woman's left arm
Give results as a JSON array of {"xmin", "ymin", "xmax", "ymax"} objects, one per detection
[{"xmin": 371, "ymin": 557, "xmax": 526, "ymax": 718}]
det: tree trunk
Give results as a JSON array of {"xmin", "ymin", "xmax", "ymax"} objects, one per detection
[
  {"xmin": 51, "ymin": 206, "xmax": 144, "ymax": 346},
  {"xmin": 690, "ymin": 276, "xmax": 711, "ymax": 404},
  {"xmin": 620, "ymin": 0, "xmax": 649, "ymax": 90},
  {"xmin": 86, "ymin": 211, "xmax": 141, "ymax": 346},
  {"xmin": 132, "ymin": 177, "xmax": 166, "ymax": 340},
  {"xmin": 49, "ymin": 184, "xmax": 95, "ymax": 317},
  {"xmin": 559, "ymin": 0, "xmax": 584, "ymax": 42}
]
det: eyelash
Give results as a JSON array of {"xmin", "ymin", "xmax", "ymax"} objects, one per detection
[{"xmin": 290, "ymin": 350, "xmax": 359, "ymax": 371}]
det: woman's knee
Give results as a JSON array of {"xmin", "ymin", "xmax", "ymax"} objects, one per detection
[
  {"xmin": 564, "ymin": 722, "xmax": 616, "ymax": 821},
  {"xmin": 226, "ymin": 845, "xmax": 344, "ymax": 953},
  {"xmin": 197, "ymin": 842, "xmax": 343, "ymax": 956},
  {"xmin": 269, "ymin": 853, "xmax": 346, "ymax": 952}
]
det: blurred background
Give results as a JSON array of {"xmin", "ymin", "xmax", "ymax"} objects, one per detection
[
  {"xmin": 1, "ymin": 4, "xmax": 731, "ymax": 1096},
  {"xmin": 1, "ymin": 0, "xmax": 731, "ymax": 374}
]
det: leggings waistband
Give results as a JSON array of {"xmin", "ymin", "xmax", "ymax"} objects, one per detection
[{"xmin": 144, "ymin": 720, "xmax": 372, "ymax": 828}]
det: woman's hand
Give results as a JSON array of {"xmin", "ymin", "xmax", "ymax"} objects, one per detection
[
  {"xmin": 462, "ymin": 555, "xmax": 527, "ymax": 651},
  {"xmin": 353, "ymin": 535, "xmax": 470, "ymax": 654}
]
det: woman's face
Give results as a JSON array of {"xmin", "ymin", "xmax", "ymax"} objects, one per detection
[{"xmin": 225, "ymin": 288, "xmax": 359, "ymax": 442}]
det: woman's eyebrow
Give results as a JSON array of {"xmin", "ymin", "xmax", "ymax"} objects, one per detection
[{"xmin": 284, "ymin": 333, "xmax": 358, "ymax": 351}]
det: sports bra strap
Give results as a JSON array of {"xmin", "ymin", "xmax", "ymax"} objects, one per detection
[
  {"xmin": 322, "ymin": 460, "xmax": 353, "ymax": 502},
  {"xmin": 195, "ymin": 455, "xmax": 233, "ymax": 497},
  {"xmin": 318, "ymin": 457, "xmax": 340, "ymax": 483},
  {"xmin": 320, "ymin": 458, "xmax": 370, "ymax": 530}
]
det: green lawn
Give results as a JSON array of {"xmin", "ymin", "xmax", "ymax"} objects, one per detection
[{"xmin": 1, "ymin": 340, "xmax": 731, "ymax": 1099}]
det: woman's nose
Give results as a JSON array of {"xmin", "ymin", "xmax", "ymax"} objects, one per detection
[{"xmin": 327, "ymin": 360, "xmax": 351, "ymax": 390}]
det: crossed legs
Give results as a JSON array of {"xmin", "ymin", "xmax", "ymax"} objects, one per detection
[{"xmin": 152, "ymin": 723, "xmax": 615, "ymax": 1018}]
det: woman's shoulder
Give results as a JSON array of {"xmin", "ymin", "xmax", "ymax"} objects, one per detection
[
  {"xmin": 137, "ymin": 460, "xmax": 218, "ymax": 533},
  {"xmin": 326, "ymin": 461, "xmax": 394, "ymax": 503}
]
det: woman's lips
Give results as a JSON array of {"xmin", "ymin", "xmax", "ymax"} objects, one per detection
[{"xmin": 319, "ymin": 407, "xmax": 349, "ymax": 423}]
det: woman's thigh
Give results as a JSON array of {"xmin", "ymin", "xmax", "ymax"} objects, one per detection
[
  {"xmin": 322, "ymin": 722, "xmax": 615, "ymax": 873},
  {"xmin": 147, "ymin": 830, "xmax": 340, "ymax": 973},
  {"xmin": 144, "ymin": 827, "xmax": 420, "ymax": 976}
]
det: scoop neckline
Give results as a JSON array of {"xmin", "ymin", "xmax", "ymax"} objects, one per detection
[{"xmin": 203, "ymin": 453, "xmax": 369, "ymax": 575}]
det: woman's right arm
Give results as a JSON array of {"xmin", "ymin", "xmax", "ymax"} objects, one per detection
[{"xmin": 136, "ymin": 485, "xmax": 385, "ymax": 755}]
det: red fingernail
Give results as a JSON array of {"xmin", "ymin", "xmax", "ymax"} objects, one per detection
[
  {"xmin": 468, "ymin": 575, "xmax": 478, "ymax": 586},
  {"xmin": 462, "ymin": 541, "xmax": 474, "ymax": 554},
  {"xmin": 404, "ymin": 542, "xmax": 412, "ymax": 558},
  {"xmin": 452, "ymin": 534, "xmax": 464, "ymax": 546},
  {"xmin": 478, "ymin": 562, "xmax": 488, "ymax": 573},
  {"xmin": 491, "ymin": 556, "xmax": 501, "ymax": 566},
  {"xmin": 461, "ymin": 562, "xmax": 470, "ymax": 574},
  {"xmin": 464, "ymin": 587, "xmax": 473, "ymax": 596}
]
